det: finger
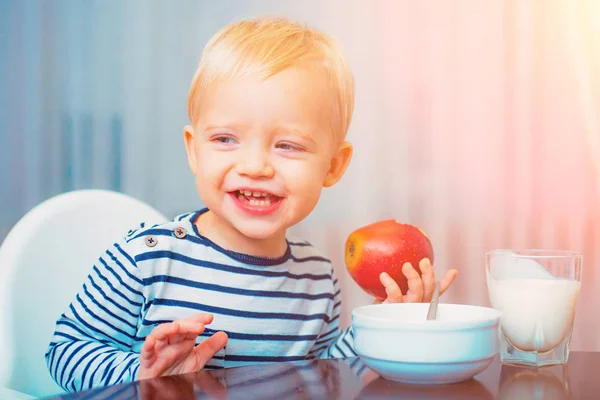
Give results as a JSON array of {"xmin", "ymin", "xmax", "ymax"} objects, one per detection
[
  {"xmin": 183, "ymin": 331, "xmax": 203, "ymax": 342},
  {"xmin": 141, "ymin": 336, "xmax": 157, "ymax": 363},
  {"xmin": 184, "ymin": 313, "xmax": 214, "ymax": 325},
  {"xmin": 166, "ymin": 322, "xmax": 188, "ymax": 345},
  {"xmin": 141, "ymin": 336, "xmax": 155, "ymax": 356},
  {"xmin": 181, "ymin": 322, "xmax": 207, "ymax": 341},
  {"xmin": 194, "ymin": 331, "xmax": 229, "ymax": 369},
  {"xmin": 154, "ymin": 337, "xmax": 169, "ymax": 353},
  {"xmin": 403, "ymin": 262, "xmax": 424, "ymax": 303},
  {"xmin": 419, "ymin": 258, "xmax": 436, "ymax": 302},
  {"xmin": 149, "ymin": 314, "xmax": 212, "ymax": 346},
  {"xmin": 173, "ymin": 314, "xmax": 213, "ymax": 343},
  {"xmin": 171, "ymin": 320, "xmax": 206, "ymax": 344},
  {"xmin": 439, "ymin": 269, "xmax": 459, "ymax": 295},
  {"xmin": 147, "ymin": 323, "xmax": 180, "ymax": 352},
  {"xmin": 150, "ymin": 322, "xmax": 180, "ymax": 341},
  {"xmin": 379, "ymin": 272, "xmax": 403, "ymax": 303}
]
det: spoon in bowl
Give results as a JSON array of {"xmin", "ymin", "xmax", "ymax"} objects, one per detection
[{"xmin": 426, "ymin": 282, "xmax": 440, "ymax": 320}]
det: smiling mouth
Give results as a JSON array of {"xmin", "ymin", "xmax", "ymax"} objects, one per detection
[{"xmin": 233, "ymin": 189, "xmax": 282, "ymax": 206}]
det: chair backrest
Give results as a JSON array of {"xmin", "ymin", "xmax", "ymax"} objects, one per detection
[{"xmin": 0, "ymin": 190, "xmax": 168, "ymax": 398}]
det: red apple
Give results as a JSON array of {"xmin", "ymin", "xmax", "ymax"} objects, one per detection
[{"xmin": 344, "ymin": 220, "xmax": 434, "ymax": 299}]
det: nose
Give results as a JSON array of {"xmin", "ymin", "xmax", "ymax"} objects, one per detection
[{"xmin": 235, "ymin": 145, "xmax": 275, "ymax": 179}]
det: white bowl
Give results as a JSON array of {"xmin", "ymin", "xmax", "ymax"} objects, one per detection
[{"xmin": 352, "ymin": 303, "xmax": 501, "ymax": 384}]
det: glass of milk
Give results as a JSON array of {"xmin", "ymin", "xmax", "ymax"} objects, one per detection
[{"xmin": 485, "ymin": 249, "xmax": 582, "ymax": 367}]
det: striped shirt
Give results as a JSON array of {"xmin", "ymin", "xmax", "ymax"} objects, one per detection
[{"xmin": 45, "ymin": 209, "xmax": 357, "ymax": 393}]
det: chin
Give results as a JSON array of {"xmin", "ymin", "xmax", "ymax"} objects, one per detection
[{"xmin": 235, "ymin": 223, "xmax": 284, "ymax": 241}]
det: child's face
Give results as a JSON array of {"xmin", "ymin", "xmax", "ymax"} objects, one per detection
[{"xmin": 184, "ymin": 66, "xmax": 352, "ymax": 241}]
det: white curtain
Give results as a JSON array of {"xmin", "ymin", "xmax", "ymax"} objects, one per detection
[{"xmin": 2, "ymin": 0, "xmax": 599, "ymax": 350}]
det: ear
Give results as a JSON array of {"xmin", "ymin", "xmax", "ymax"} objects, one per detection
[
  {"xmin": 323, "ymin": 141, "xmax": 353, "ymax": 187},
  {"xmin": 183, "ymin": 125, "xmax": 198, "ymax": 175}
]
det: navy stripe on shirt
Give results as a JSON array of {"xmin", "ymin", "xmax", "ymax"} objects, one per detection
[
  {"xmin": 135, "ymin": 250, "xmax": 332, "ymax": 280},
  {"xmin": 142, "ymin": 275, "xmax": 335, "ymax": 300},
  {"xmin": 151, "ymin": 298, "xmax": 329, "ymax": 321}
]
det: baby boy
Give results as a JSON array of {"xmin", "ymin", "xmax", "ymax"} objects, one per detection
[{"xmin": 45, "ymin": 16, "xmax": 457, "ymax": 392}]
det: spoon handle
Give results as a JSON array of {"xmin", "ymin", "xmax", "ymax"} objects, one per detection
[{"xmin": 426, "ymin": 282, "xmax": 440, "ymax": 320}]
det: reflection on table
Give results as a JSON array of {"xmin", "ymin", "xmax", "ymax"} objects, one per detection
[{"xmin": 48, "ymin": 352, "xmax": 600, "ymax": 400}]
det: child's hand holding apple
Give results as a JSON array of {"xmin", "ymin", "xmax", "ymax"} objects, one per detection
[{"xmin": 345, "ymin": 220, "xmax": 458, "ymax": 304}]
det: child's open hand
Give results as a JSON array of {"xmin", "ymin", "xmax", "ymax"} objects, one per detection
[
  {"xmin": 375, "ymin": 258, "xmax": 458, "ymax": 304},
  {"xmin": 139, "ymin": 314, "xmax": 228, "ymax": 380}
]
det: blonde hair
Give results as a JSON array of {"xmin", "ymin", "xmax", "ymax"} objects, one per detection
[{"xmin": 187, "ymin": 16, "xmax": 354, "ymax": 140}]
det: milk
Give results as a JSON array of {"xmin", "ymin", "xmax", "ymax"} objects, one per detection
[{"xmin": 487, "ymin": 275, "xmax": 580, "ymax": 353}]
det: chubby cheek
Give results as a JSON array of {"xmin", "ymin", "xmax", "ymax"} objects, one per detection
[
  {"xmin": 281, "ymin": 162, "xmax": 327, "ymax": 216},
  {"xmin": 193, "ymin": 171, "xmax": 215, "ymax": 205},
  {"xmin": 294, "ymin": 183, "xmax": 323, "ymax": 218},
  {"xmin": 197, "ymin": 149, "xmax": 229, "ymax": 182},
  {"xmin": 192, "ymin": 157, "xmax": 227, "ymax": 202}
]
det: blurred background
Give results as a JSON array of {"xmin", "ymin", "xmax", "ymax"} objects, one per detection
[{"xmin": 1, "ymin": 0, "xmax": 599, "ymax": 350}]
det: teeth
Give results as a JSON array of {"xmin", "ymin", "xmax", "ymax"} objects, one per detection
[
  {"xmin": 248, "ymin": 198, "xmax": 272, "ymax": 206},
  {"xmin": 238, "ymin": 190, "xmax": 272, "ymax": 198},
  {"xmin": 236, "ymin": 190, "xmax": 276, "ymax": 205}
]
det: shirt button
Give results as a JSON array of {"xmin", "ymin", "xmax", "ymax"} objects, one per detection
[
  {"xmin": 145, "ymin": 235, "xmax": 158, "ymax": 247},
  {"xmin": 174, "ymin": 227, "xmax": 187, "ymax": 239}
]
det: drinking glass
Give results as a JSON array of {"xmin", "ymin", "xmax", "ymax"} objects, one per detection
[{"xmin": 485, "ymin": 249, "xmax": 582, "ymax": 366}]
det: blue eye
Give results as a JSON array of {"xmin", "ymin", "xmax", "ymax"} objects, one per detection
[
  {"xmin": 213, "ymin": 135, "xmax": 237, "ymax": 144},
  {"xmin": 277, "ymin": 142, "xmax": 304, "ymax": 151}
]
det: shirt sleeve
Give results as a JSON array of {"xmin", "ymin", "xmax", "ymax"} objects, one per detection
[
  {"xmin": 308, "ymin": 270, "xmax": 358, "ymax": 360},
  {"xmin": 45, "ymin": 238, "xmax": 144, "ymax": 392}
]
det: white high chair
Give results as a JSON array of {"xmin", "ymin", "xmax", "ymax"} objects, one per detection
[{"xmin": 0, "ymin": 190, "xmax": 167, "ymax": 399}]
